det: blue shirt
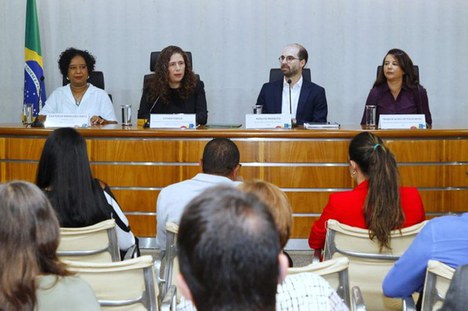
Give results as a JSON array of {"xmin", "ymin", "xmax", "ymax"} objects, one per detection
[{"xmin": 383, "ymin": 213, "xmax": 468, "ymax": 298}]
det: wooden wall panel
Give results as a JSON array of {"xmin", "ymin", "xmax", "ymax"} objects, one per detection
[
  {"xmin": 112, "ymin": 189, "xmax": 159, "ymax": 213},
  {"xmin": 399, "ymin": 166, "xmax": 445, "ymax": 187},
  {"xmin": 1, "ymin": 126, "xmax": 467, "ymax": 243},
  {"xmin": 265, "ymin": 167, "xmax": 352, "ymax": 188},
  {"xmin": 446, "ymin": 165, "xmax": 468, "ymax": 186},
  {"xmin": 6, "ymin": 138, "xmax": 45, "ymax": 159},
  {"xmin": 386, "ymin": 140, "xmax": 443, "ymax": 162},
  {"xmin": 446, "ymin": 140, "xmax": 468, "ymax": 161},
  {"xmin": 127, "ymin": 215, "xmax": 156, "ymax": 237},
  {"xmin": 263, "ymin": 140, "xmax": 349, "ymax": 162},
  {"xmin": 89, "ymin": 139, "xmax": 181, "ymax": 162}
]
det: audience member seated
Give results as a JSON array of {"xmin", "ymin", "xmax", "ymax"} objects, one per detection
[
  {"xmin": 256, "ymin": 43, "xmax": 328, "ymax": 125},
  {"xmin": 308, "ymin": 131, "xmax": 426, "ymax": 252},
  {"xmin": 360, "ymin": 48, "xmax": 432, "ymax": 127},
  {"xmin": 36, "ymin": 128, "xmax": 136, "ymax": 256},
  {"xmin": 155, "ymin": 138, "xmax": 241, "ymax": 250},
  {"xmin": 0, "ymin": 181, "xmax": 100, "ymax": 310},
  {"xmin": 383, "ymin": 213, "xmax": 468, "ymax": 306},
  {"xmin": 177, "ymin": 184, "xmax": 348, "ymax": 311},
  {"xmin": 137, "ymin": 45, "xmax": 208, "ymax": 125},
  {"xmin": 38, "ymin": 48, "xmax": 117, "ymax": 125}
]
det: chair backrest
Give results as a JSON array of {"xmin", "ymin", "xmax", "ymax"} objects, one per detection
[
  {"xmin": 64, "ymin": 255, "xmax": 158, "ymax": 311},
  {"xmin": 324, "ymin": 219, "xmax": 428, "ymax": 310},
  {"xmin": 288, "ymin": 257, "xmax": 351, "ymax": 308},
  {"xmin": 62, "ymin": 71, "xmax": 105, "ymax": 90},
  {"xmin": 421, "ymin": 260, "xmax": 455, "ymax": 311},
  {"xmin": 158, "ymin": 222, "xmax": 179, "ymax": 301},
  {"xmin": 376, "ymin": 65, "xmax": 419, "ymax": 81},
  {"xmin": 269, "ymin": 68, "xmax": 311, "ymax": 83},
  {"xmin": 58, "ymin": 219, "xmax": 120, "ymax": 262}
]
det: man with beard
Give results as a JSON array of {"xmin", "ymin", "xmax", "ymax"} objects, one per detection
[{"xmin": 256, "ymin": 43, "xmax": 328, "ymax": 125}]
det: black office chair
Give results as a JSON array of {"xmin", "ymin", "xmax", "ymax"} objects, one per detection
[
  {"xmin": 62, "ymin": 71, "xmax": 112, "ymax": 101},
  {"xmin": 269, "ymin": 68, "xmax": 311, "ymax": 83},
  {"xmin": 143, "ymin": 51, "xmax": 194, "ymax": 87},
  {"xmin": 376, "ymin": 65, "xmax": 419, "ymax": 81}
]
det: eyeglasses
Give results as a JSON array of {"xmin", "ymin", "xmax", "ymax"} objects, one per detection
[{"xmin": 278, "ymin": 56, "xmax": 300, "ymax": 63}]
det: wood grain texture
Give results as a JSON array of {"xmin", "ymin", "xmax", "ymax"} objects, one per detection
[{"xmin": 1, "ymin": 126, "xmax": 467, "ymax": 239}]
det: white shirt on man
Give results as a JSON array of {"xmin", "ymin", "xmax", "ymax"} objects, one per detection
[
  {"xmin": 156, "ymin": 173, "xmax": 240, "ymax": 250},
  {"xmin": 281, "ymin": 76, "xmax": 303, "ymax": 117}
]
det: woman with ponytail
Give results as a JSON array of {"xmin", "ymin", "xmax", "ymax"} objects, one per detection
[{"xmin": 308, "ymin": 132, "xmax": 425, "ymax": 252}]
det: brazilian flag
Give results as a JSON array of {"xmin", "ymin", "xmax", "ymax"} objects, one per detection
[{"xmin": 24, "ymin": 0, "xmax": 46, "ymax": 116}]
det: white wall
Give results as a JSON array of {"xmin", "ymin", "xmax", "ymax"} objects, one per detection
[{"xmin": 1, "ymin": 0, "xmax": 468, "ymax": 126}]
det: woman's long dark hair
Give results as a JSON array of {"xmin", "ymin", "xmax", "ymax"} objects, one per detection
[
  {"xmin": 0, "ymin": 181, "xmax": 70, "ymax": 309},
  {"xmin": 349, "ymin": 132, "xmax": 405, "ymax": 251},
  {"xmin": 144, "ymin": 45, "xmax": 198, "ymax": 104},
  {"xmin": 374, "ymin": 48, "xmax": 419, "ymax": 89},
  {"xmin": 36, "ymin": 128, "xmax": 109, "ymax": 227}
]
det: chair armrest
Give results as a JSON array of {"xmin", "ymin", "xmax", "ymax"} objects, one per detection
[
  {"xmin": 312, "ymin": 248, "xmax": 322, "ymax": 264},
  {"xmin": 351, "ymin": 286, "xmax": 366, "ymax": 311},
  {"xmin": 160, "ymin": 285, "xmax": 177, "ymax": 311},
  {"xmin": 402, "ymin": 296, "xmax": 416, "ymax": 311}
]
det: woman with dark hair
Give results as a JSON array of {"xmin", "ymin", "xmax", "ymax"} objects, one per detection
[
  {"xmin": 137, "ymin": 45, "xmax": 208, "ymax": 125},
  {"xmin": 39, "ymin": 47, "xmax": 117, "ymax": 125},
  {"xmin": 36, "ymin": 127, "xmax": 136, "ymax": 255},
  {"xmin": 0, "ymin": 180, "xmax": 100, "ymax": 310},
  {"xmin": 360, "ymin": 48, "xmax": 432, "ymax": 127},
  {"xmin": 308, "ymin": 132, "xmax": 425, "ymax": 252}
]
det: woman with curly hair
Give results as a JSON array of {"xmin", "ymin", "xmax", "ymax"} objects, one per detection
[
  {"xmin": 39, "ymin": 47, "xmax": 117, "ymax": 125},
  {"xmin": 0, "ymin": 181, "xmax": 100, "ymax": 310},
  {"xmin": 138, "ymin": 45, "xmax": 208, "ymax": 125}
]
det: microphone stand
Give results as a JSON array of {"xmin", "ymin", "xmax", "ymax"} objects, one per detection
[
  {"xmin": 144, "ymin": 96, "xmax": 160, "ymax": 128},
  {"xmin": 287, "ymin": 79, "xmax": 296, "ymax": 128}
]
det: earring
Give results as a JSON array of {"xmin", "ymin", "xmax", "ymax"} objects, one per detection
[
  {"xmin": 66, "ymin": 77, "xmax": 70, "ymax": 80},
  {"xmin": 352, "ymin": 170, "xmax": 357, "ymax": 176}
]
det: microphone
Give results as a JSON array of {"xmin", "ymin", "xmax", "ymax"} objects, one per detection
[
  {"xmin": 287, "ymin": 79, "xmax": 292, "ymax": 115},
  {"xmin": 38, "ymin": 76, "xmax": 45, "ymax": 111},
  {"xmin": 144, "ymin": 96, "xmax": 160, "ymax": 128},
  {"xmin": 148, "ymin": 96, "xmax": 160, "ymax": 115}
]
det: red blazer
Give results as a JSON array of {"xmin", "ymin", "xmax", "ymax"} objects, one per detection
[{"xmin": 308, "ymin": 180, "xmax": 426, "ymax": 250}]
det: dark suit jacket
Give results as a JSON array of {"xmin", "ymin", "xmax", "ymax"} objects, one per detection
[{"xmin": 256, "ymin": 79, "xmax": 328, "ymax": 125}]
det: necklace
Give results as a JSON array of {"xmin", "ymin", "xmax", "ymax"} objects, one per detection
[{"xmin": 71, "ymin": 84, "xmax": 88, "ymax": 107}]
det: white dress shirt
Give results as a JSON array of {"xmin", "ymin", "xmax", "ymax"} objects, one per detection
[{"xmin": 281, "ymin": 76, "xmax": 303, "ymax": 118}]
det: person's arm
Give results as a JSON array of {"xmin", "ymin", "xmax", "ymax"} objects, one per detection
[
  {"xmin": 95, "ymin": 91, "xmax": 117, "ymax": 124},
  {"xmin": 311, "ymin": 87, "xmax": 328, "ymax": 123},
  {"xmin": 138, "ymin": 88, "xmax": 151, "ymax": 120},
  {"xmin": 256, "ymin": 84, "xmax": 268, "ymax": 112},
  {"xmin": 419, "ymin": 86, "xmax": 432, "ymax": 127},
  {"xmin": 308, "ymin": 195, "xmax": 337, "ymax": 250},
  {"xmin": 155, "ymin": 191, "xmax": 167, "ymax": 250},
  {"xmin": 382, "ymin": 224, "xmax": 434, "ymax": 298},
  {"xmin": 195, "ymin": 80, "xmax": 207, "ymax": 125},
  {"xmin": 100, "ymin": 184, "xmax": 136, "ymax": 251}
]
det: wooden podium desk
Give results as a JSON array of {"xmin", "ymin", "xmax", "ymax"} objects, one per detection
[{"xmin": 0, "ymin": 124, "xmax": 467, "ymax": 249}]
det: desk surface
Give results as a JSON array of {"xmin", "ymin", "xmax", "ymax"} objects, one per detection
[{"xmin": 1, "ymin": 123, "xmax": 468, "ymax": 138}]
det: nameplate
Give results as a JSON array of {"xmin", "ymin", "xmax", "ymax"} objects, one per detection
[
  {"xmin": 44, "ymin": 114, "xmax": 89, "ymax": 128},
  {"xmin": 149, "ymin": 114, "xmax": 196, "ymax": 129},
  {"xmin": 379, "ymin": 114, "xmax": 426, "ymax": 129},
  {"xmin": 245, "ymin": 114, "xmax": 292, "ymax": 129}
]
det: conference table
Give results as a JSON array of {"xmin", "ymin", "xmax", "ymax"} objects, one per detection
[{"xmin": 0, "ymin": 123, "xmax": 467, "ymax": 249}]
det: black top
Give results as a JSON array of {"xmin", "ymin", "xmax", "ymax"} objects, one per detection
[{"xmin": 138, "ymin": 79, "xmax": 208, "ymax": 125}]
